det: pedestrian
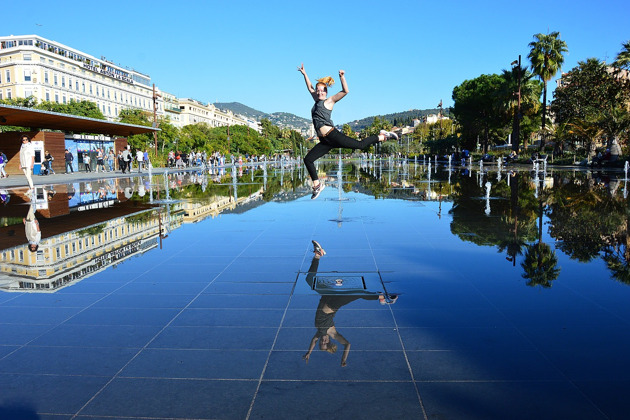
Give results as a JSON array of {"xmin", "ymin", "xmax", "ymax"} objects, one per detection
[
  {"xmin": 96, "ymin": 149, "xmax": 106, "ymax": 172},
  {"xmin": 124, "ymin": 147, "xmax": 133, "ymax": 172},
  {"xmin": 297, "ymin": 64, "xmax": 397, "ymax": 199},
  {"xmin": 0, "ymin": 150, "xmax": 7, "ymax": 178},
  {"xmin": 136, "ymin": 149, "xmax": 144, "ymax": 172},
  {"xmin": 118, "ymin": 150, "xmax": 126, "ymax": 173},
  {"xmin": 23, "ymin": 202, "xmax": 41, "ymax": 252},
  {"xmin": 83, "ymin": 153, "xmax": 91, "ymax": 172},
  {"xmin": 19, "ymin": 134, "xmax": 35, "ymax": 190},
  {"xmin": 64, "ymin": 149, "xmax": 74, "ymax": 173},
  {"xmin": 43, "ymin": 150, "xmax": 55, "ymax": 175},
  {"xmin": 107, "ymin": 149, "xmax": 115, "ymax": 171}
]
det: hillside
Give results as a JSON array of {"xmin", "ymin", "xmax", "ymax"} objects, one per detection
[
  {"xmin": 213, "ymin": 102, "xmax": 312, "ymax": 133},
  {"xmin": 346, "ymin": 108, "xmax": 444, "ymax": 130},
  {"xmin": 213, "ymin": 102, "xmax": 447, "ymax": 133}
]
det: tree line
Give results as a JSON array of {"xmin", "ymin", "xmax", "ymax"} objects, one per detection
[{"xmin": 451, "ymin": 33, "xmax": 630, "ymax": 159}]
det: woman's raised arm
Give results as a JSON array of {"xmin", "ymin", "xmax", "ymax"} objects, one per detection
[
  {"xmin": 298, "ymin": 63, "xmax": 317, "ymax": 100},
  {"xmin": 328, "ymin": 69, "xmax": 348, "ymax": 104}
]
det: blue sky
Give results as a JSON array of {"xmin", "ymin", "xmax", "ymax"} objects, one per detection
[{"xmin": 3, "ymin": 0, "xmax": 629, "ymax": 124}]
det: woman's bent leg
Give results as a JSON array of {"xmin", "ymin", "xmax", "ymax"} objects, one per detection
[
  {"xmin": 304, "ymin": 142, "xmax": 332, "ymax": 181},
  {"xmin": 326, "ymin": 129, "xmax": 380, "ymax": 151}
]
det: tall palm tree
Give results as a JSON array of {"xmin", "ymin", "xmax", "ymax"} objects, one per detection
[
  {"xmin": 500, "ymin": 66, "xmax": 543, "ymax": 152},
  {"xmin": 613, "ymin": 40, "xmax": 630, "ymax": 69},
  {"xmin": 528, "ymin": 32, "xmax": 569, "ymax": 151}
]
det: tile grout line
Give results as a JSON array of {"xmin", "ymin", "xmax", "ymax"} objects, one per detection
[{"xmin": 70, "ymin": 228, "xmax": 268, "ymax": 419}]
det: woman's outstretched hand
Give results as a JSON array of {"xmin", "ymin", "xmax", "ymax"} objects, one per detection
[
  {"xmin": 338, "ymin": 69, "xmax": 345, "ymax": 78},
  {"xmin": 298, "ymin": 63, "xmax": 306, "ymax": 74}
]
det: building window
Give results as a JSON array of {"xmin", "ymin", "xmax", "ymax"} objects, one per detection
[
  {"xmin": 63, "ymin": 95, "xmax": 66, "ymax": 104},
  {"xmin": 23, "ymin": 53, "xmax": 31, "ymax": 61},
  {"xmin": 82, "ymin": 82, "xmax": 85, "ymax": 93},
  {"xmin": 54, "ymin": 93, "xmax": 59, "ymax": 103},
  {"xmin": 6, "ymin": 90, "xmax": 11, "ymax": 100},
  {"xmin": 5, "ymin": 70, "xmax": 10, "ymax": 83},
  {"xmin": 44, "ymin": 71, "xmax": 49, "ymax": 84},
  {"xmin": 24, "ymin": 70, "xmax": 31, "ymax": 82},
  {"xmin": 24, "ymin": 89, "xmax": 32, "ymax": 97},
  {"xmin": 45, "ymin": 91, "xmax": 50, "ymax": 101},
  {"xmin": 53, "ymin": 74, "xmax": 58, "ymax": 86},
  {"xmin": 68, "ymin": 78, "xmax": 72, "ymax": 89},
  {"xmin": 76, "ymin": 81, "xmax": 79, "ymax": 90},
  {"xmin": 62, "ymin": 76, "xmax": 65, "ymax": 88}
]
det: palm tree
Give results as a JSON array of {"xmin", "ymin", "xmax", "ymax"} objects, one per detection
[
  {"xmin": 613, "ymin": 40, "xmax": 630, "ymax": 70},
  {"xmin": 500, "ymin": 65, "xmax": 543, "ymax": 152},
  {"xmin": 528, "ymin": 32, "xmax": 569, "ymax": 151}
]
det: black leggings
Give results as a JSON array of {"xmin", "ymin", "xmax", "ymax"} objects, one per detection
[{"xmin": 304, "ymin": 129, "xmax": 380, "ymax": 181}]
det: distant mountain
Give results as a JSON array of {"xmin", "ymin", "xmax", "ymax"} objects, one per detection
[
  {"xmin": 213, "ymin": 102, "xmax": 312, "ymax": 133},
  {"xmin": 346, "ymin": 108, "xmax": 445, "ymax": 131}
]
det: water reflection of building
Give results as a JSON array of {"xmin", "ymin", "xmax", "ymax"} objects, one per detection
[
  {"xmin": 181, "ymin": 189, "xmax": 264, "ymax": 223},
  {"xmin": 0, "ymin": 209, "xmax": 160, "ymax": 292}
]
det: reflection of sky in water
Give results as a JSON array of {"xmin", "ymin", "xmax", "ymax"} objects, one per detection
[{"xmin": 0, "ymin": 162, "xmax": 629, "ymax": 419}]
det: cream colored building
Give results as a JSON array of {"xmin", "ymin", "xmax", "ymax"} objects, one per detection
[
  {"xmin": 0, "ymin": 35, "xmax": 164, "ymax": 121},
  {"xmin": 0, "ymin": 34, "xmax": 262, "ymax": 133}
]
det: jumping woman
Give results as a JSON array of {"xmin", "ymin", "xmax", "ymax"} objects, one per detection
[{"xmin": 298, "ymin": 64, "xmax": 398, "ymax": 199}]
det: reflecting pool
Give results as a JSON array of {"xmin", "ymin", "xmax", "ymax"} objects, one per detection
[{"xmin": 1, "ymin": 159, "xmax": 629, "ymax": 419}]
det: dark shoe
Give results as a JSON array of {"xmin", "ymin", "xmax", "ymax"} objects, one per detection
[
  {"xmin": 380, "ymin": 130, "xmax": 399, "ymax": 141},
  {"xmin": 312, "ymin": 240, "xmax": 326, "ymax": 257},
  {"xmin": 311, "ymin": 182, "xmax": 325, "ymax": 199}
]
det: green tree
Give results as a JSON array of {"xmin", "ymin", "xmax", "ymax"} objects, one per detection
[
  {"xmin": 36, "ymin": 99, "xmax": 105, "ymax": 120},
  {"xmin": 551, "ymin": 58, "xmax": 630, "ymax": 154},
  {"xmin": 452, "ymin": 73, "xmax": 505, "ymax": 153},
  {"xmin": 118, "ymin": 108, "xmax": 152, "ymax": 150},
  {"xmin": 528, "ymin": 31, "xmax": 568, "ymax": 150}
]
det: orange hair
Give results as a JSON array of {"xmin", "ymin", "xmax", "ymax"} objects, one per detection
[{"xmin": 316, "ymin": 76, "xmax": 335, "ymax": 87}]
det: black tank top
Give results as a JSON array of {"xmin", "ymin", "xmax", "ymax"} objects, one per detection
[{"xmin": 311, "ymin": 100, "xmax": 334, "ymax": 131}]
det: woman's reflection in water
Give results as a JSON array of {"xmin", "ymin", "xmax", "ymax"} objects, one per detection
[
  {"xmin": 23, "ymin": 202, "xmax": 41, "ymax": 252},
  {"xmin": 303, "ymin": 241, "xmax": 397, "ymax": 367}
]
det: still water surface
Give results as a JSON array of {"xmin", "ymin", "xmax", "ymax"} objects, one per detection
[{"xmin": 0, "ymin": 159, "xmax": 628, "ymax": 419}]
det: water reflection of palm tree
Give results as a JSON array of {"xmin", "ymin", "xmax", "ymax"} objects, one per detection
[
  {"xmin": 602, "ymin": 211, "xmax": 630, "ymax": 285},
  {"xmin": 521, "ymin": 199, "xmax": 560, "ymax": 287}
]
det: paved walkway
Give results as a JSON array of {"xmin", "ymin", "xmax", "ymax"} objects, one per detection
[{"xmin": 0, "ymin": 166, "xmax": 208, "ymax": 190}]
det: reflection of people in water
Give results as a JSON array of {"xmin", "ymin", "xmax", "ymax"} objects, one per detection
[
  {"xmin": 302, "ymin": 241, "xmax": 397, "ymax": 367},
  {"xmin": 23, "ymin": 203, "xmax": 41, "ymax": 252}
]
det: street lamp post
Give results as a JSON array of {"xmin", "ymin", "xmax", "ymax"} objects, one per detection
[
  {"xmin": 152, "ymin": 84, "xmax": 161, "ymax": 158},
  {"xmin": 511, "ymin": 55, "xmax": 522, "ymax": 155}
]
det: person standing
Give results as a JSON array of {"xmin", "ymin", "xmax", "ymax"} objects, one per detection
[
  {"xmin": 107, "ymin": 149, "xmax": 115, "ymax": 172},
  {"xmin": 44, "ymin": 150, "xmax": 55, "ymax": 174},
  {"xmin": 0, "ymin": 150, "xmax": 7, "ymax": 178},
  {"xmin": 83, "ymin": 153, "xmax": 91, "ymax": 172},
  {"xmin": 64, "ymin": 149, "xmax": 74, "ymax": 173},
  {"xmin": 118, "ymin": 150, "xmax": 126, "ymax": 173},
  {"xmin": 96, "ymin": 149, "xmax": 106, "ymax": 172},
  {"xmin": 19, "ymin": 135, "xmax": 35, "ymax": 190},
  {"xmin": 125, "ymin": 147, "xmax": 133, "ymax": 172},
  {"xmin": 136, "ymin": 149, "xmax": 144, "ymax": 173}
]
